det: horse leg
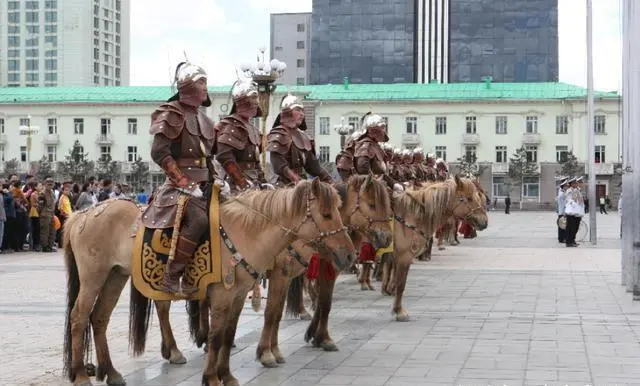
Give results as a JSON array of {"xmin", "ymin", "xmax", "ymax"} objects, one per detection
[
  {"xmin": 90, "ymin": 270, "xmax": 128, "ymax": 386},
  {"xmin": 217, "ymin": 294, "xmax": 245, "ymax": 386},
  {"xmin": 250, "ymin": 281, "xmax": 262, "ymax": 313},
  {"xmin": 305, "ymin": 277, "xmax": 318, "ymax": 310},
  {"xmin": 424, "ymin": 237, "xmax": 433, "ymax": 261},
  {"xmin": 357, "ymin": 264, "xmax": 368, "ymax": 290},
  {"xmin": 381, "ymin": 257, "xmax": 393, "ymax": 296},
  {"xmin": 69, "ymin": 285, "xmax": 102, "ymax": 386},
  {"xmin": 257, "ymin": 271, "xmax": 289, "ymax": 368},
  {"xmin": 201, "ymin": 290, "xmax": 228, "ymax": 386},
  {"xmin": 197, "ymin": 300, "xmax": 210, "ymax": 353},
  {"xmin": 392, "ymin": 261, "xmax": 412, "ymax": 322},
  {"xmin": 155, "ymin": 300, "xmax": 187, "ymax": 364},
  {"xmin": 312, "ymin": 273, "xmax": 339, "ymax": 352},
  {"xmin": 365, "ymin": 264, "xmax": 375, "ymax": 290}
]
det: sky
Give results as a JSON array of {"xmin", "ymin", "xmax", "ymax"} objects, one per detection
[{"xmin": 130, "ymin": 0, "xmax": 622, "ymax": 91}]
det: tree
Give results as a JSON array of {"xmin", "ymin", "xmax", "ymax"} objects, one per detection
[
  {"xmin": 557, "ymin": 150, "xmax": 583, "ymax": 178},
  {"xmin": 455, "ymin": 154, "xmax": 487, "ymax": 178},
  {"xmin": 128, "ymin": 157, "xmax": 150, "ymax": 192},
  {"xmin": 59, "ymin": 139, "xmax": 94, "ymax": 183},
  {"xmin": 96, "ymin": 154, "xmax": 122, "ymax": 181},
  {"xmin": 2, "ymin": 158, "xmax": 20, "ymax": 178},
  {"xmin": 508, "ymin": 147, "xmax": 539, "ymax": 210},
  {"xmin": 35, "ymin": 156, "xmax": 54, "ymax": 181}
]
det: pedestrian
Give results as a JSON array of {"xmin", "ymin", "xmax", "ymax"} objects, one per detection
[
  {"xmin": 504, "ymin": 195, "xmax": 511, "ymax": 214},
  {"xmin": 556, "ymin": 178, "xmax": 568, "ymax": 243},
  {"xmin": 74, "ymin": 182, "xmax": 94, "ymax": 211},
  {"xmin": 136, "ymin": 188, "xmax": 148, "ymax": 205},
  {"xmin": 599, "ymin": 195, "xmax": 608, "ymax": 214},
  {"xmin": 564, "ymin": 177, "xmax": 585, "ymax": 247},
  {"xmin": 39, "ymin": 177, "xmax": 57, "ymax": 252},
  {"xmin": 28, "ymin": 182, "xmax": 42, "ymax": 251},
  {"xmin": 618, "ymin": 193, "xmax": 623, "ymax": 238},
  {"xmin": 0, "ymin": 188, "xmax": 5, "ymax": 254}
]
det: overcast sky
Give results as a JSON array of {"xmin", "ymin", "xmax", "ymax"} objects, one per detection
[{"xmin": 130, "ymin": 0, "xmax": 621, "ymax": 91}]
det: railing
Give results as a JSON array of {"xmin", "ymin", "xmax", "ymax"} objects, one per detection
[
  {"xmin": 522, "ymin": 132, "xmax": 541, "ymax": 144},
  {"xmin": 43, "ymin": 133, "xmax": 59, "ymax": 144},
  {"xmin": 401, "ymin": 133, "xmax": 421, "ymax": 145},
  {"xmin": 491, "ymin": 163, "xmax": 509, "ymax": 174},
  {"xmin": 585, "ymin": 162, "xmax": 614, "ymax": 175},
  {"xmin": 462, "ymin": 133, "xmax": 480, "ymax": 145},
  {"xmin": 95, "ymin": 133, "xmax": 114, "ymax": 144}
]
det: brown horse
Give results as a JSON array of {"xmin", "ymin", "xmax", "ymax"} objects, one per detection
[
  {"xmin": 254, "ymin": 174, "xmax": 393, "ymax": 367},
  {"xmin": 381, "ymin": 176, "xmax": 488, "ymax": 321},
  {"xmin": 128, "ymin": 179, "xmax": 356, "ymax": 386}
]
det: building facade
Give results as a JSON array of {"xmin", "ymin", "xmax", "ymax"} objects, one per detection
[
  {"xmin": 448, "ymin": 0, "xmax": 559, "ymax": 83},
  {"xmin": 0, "ymin": 0, "xmax": 131, "ymax": 87},
  {"xmin": 0, "ymin": 82, "xmax": 620, "ymax": 207},
  {"xmin": 309, "ymin": 0, "xmax": 416, "ymax": 84},
  {"xmin": 270, "ymin": 12, "xmax": 311, "ymax": 86}
]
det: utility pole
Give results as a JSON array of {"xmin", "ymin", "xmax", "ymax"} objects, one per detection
[{"xmin": 586, "ymin": 0, "xmax": 597, "ymax": 244}]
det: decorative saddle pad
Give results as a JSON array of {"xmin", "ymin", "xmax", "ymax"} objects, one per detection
[{"xmin": 131, "ymin": 185, "xmax": 222, "ymax": 301}]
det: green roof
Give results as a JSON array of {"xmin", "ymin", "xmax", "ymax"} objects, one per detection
[{"xmin": 0, "ymin": 82, "xmax": 619, "ymax": 105}]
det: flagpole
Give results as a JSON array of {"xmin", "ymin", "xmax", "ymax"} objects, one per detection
[{"xmin": 586, "ymin": 0, "xmax": 597, "ymax": 244}]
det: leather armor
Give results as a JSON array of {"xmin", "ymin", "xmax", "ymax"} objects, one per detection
[{"xmin": 215, "ymin": 115, "xmax": 264, "ymax": 190}]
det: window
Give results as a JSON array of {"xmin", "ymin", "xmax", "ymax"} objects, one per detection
[
  {"xmin": 26, "ymin": 25, "xmax": 39, "ymax": 34},
  {"xmin": 347, "ymin": 116, "xmax": 359, "ymax": 132},
  {"xmin": 47, "ymin": 118, "xmax": 57, "ymax": 134},
  {"xmin": 100, "ymin": 118, "xmax": 111, "ymax": 134},
  {"xmin": 492, "ymin": 176, "xmax": 509, "ymax": 197},
  {"xmin": 496, "ymin": 116, "xmax": 508, "ymax": 134},
  {"xmin": 318, "ymin": 117, "xmax": 330, "ymax": 135},
  {"xmin": 435, "ymin": 116, "xmax": 447, "ymax": 134},
  {"xmin": 46, "ymin": 145, "xmax": 57, "ymax": 162},
  {"xmin": 435, "ymin": 146, "xmax": 447, "ymax": 161},
  {"xmin": 464, "ymin": 145, "xmax": 477, "ymax": 163},
  {"xmin": 296, "ymin": 41, "xmax": 305, "ymax": 49},
  {"xmin": 0, "ymin": 118, "xmax": 4, "ymax": 134},
  {"xmin": 26, "ymin": 49, "xmax": 39, "ymax": 57},
  {"xmin": 151, "ymin": 174, "xmax": 164, "ymax": 191},
  {"xmin": 495, "ymin": 146, "xmax": 507, "ymax": 163},
  {"xmin": 0, "ymin": 145, "xmax": 4, "ymax": 162},
  {"xmin": 296, "ymin": 59, "xmax": 305, "ymax": 68},
  {"xmin": 556, "ymin": 115, "xmax": 568, "ymax": 134},
  {"xmin": 522, "ymin": 176, "xmax": 540, "ymax": 198},
  {"xmin": 556, "ymin": 145, "xmax": 569, "ymax": 163},
  {"xmin": 45, "ymin": 11, "xmax": 57, "ymax": 22},
  {"xmin": 406, "ymin": 117, "xmax": 417, "ymax": 134},
  {"xmin": 525, "ymin": 145, "xmax": 538, "ymax": 163},
  {"xmin": 26, "ymin": 37, "xmax": 38, "ymax": 47},
  {"xmin": 296, "ymin": 77, "xmax": 305, "ymax": 85},
  {"xmin": 74, "ymin": 118, "xmax": 84, "ymax": 134},
  {"xmin": 45, "ymin": 73, "xmax": 57, "ymax": 82},
  {"xmin": 595, "ymin": 145, "xmax": 606, "ymax": 163},
  {"xmin": 46, "ymin": 59, "xmax": 57, "ymax": 70},
  {"xmin": 318, "ymin": 146, "xmax": 330, "ymax": 163},
  {"xmin": 124, "ymin": 118, "xmax": 137, "ymax": 135},
  {"xmin": 8, "ymin": 74, "xmax": 20, "ymax": 82},
  {"xmin": 8, "ymin": 1, "xmax": 19, "ymax": 10},
  {"xmin": 45, "ymin": 0, "xmax": 57, "ymax": 9},
  {"xmin": 45, "ymin": 49, "xmax": 57, "ymax": 57},
  {"xmin": 274, "ymin": 46, "xmax": 283, "ymax": 51},
  {"xmin": 7, "ymin": 36, "xmax": 20, "ymax": 47},
  {"xmin": 297, "ymin": 23, "xmax": 305, "ymax": 32},
  {"xmin": 26, "ymin": 12, "xmax": 39, "ymax": 23},
  {"xmin": 45, "ymin": 24, "xmax": 57, "ymax": 33},
  {"xmin": 26, "ymin": 1, "xmax": 39, "ymax": 9},
  {"xmin": 20, "ymin": 117, "xmax": 31, "ymax": 127},
  {"xmin": 44, "ymin": 35, "xmax": 57, "ymax": 46},
  {"xmin": 525, "ymin": 116, "xmax": 538, "ymax": 133},
  {"xmin": 8, "ymin": 60, "xmax": 19, "ymax": 71},
  {"xmin": 127, "ymin": 146, "xmax": 138, "ymax": 162},
  {"xmin": 8, "ymin": 12, "xmax": 20, "ymax": 23},
  {"xmin": 594, "ymin": 115, "xmax": 606, "ymax": 134},
  {"xmin": 8, "ymin": 49, "xmax": 19, "ymax": 57},
  {"xmin": 100, "ymin": 146, "xmax": 111, "ymax": 161},
  {"xmin": 465, "ymin": 116, "xmax": 476, "ymax": 134},
  {"xmin": 20, "ymin": 146, "xmax": 28, "ymax": 162}
]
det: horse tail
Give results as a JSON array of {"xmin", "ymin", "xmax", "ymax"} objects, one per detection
[
  {"xmin": 128, "ymin": 281, "xmax": 153, "ymax": 356},
  {"xmin": 285, "ymin": 274, "xmax": 304, "ymax": 319},
  {"xmin": 187, "ymin": 299, "xmax": 201, "ymax": 343},
  {"xmin": 62, "ymin": 215, "xmax": 92, "ymax": 382}
]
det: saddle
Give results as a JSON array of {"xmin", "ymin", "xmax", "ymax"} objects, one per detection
[{"xmin": 131, "ymin": 185, "xmax": 223, "ymax": 301}]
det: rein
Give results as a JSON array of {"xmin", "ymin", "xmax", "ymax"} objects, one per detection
[{"xmin": 345, "ymin": 186, "xmax": 392, "ymax": 238}]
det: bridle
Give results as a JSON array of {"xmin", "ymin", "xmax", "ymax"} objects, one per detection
[{"xmin": 345, "ymin": 186, "xmax": 393, "ymax": 240}]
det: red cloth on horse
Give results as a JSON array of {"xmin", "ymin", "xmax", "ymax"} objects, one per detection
[
  {"xmin": 435, "ymin": 225, "xmax": 445, "ymax": 239},
  {"xmin": 357, "ymin": 242, "xmax": 376, "ymax": 263},
  {"xmin": 305, "ymin": 253, "xmax": 336, "ymax": 281},
  {"xmin": 458, "ymin": 221, "xmax": 474, "ymax": 237}
]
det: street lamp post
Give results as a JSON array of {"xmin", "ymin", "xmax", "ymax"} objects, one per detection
[
  {"xmin": 19, "ymin": 114, "xmax": 38, "ymax": 174},
  {"xmin": 334, "ymin": 117, "xmax": 354, "ymax": 150},
  {"xmin": 240, "ymin": 48, "xmax": 286, "ymax": 175}
]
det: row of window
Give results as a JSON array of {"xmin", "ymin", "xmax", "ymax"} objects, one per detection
[
  {"xmin": 8, "ymin": 24, "xmax": 58, "ymax": 34},
  {"xmin": 492, "ymin": 176, "xmax": 540, "ymax": 199},
  {"xmin": 0, "ymin": 144, "xmax": 139, "ymax": 164},
  {"xmin": 5, "ymin": 49, "xmax": 57, "ymax": 58},
  {"xmin": 317, "ymin": 115, "xmax": 608, "ymax": 136},
  {"xmin": 7, "ymin": 59, "xmax": 57, "ymax": 71},
  {"xmin": 8, "ymin": 1, "xmax": 57, "ymax": 10},
  {"xmin": 462, "ymin": 144, "xmax": 607, "ymax": 164},
  {"xmin": 0, "ymin": 117, "xmax": 138, "ymax": 136},
  {"xmin": 7, "ymin": 35, "xmax": 58, "ymax": 48},
  {"xmin": 7, "ymin": 10, "xmax": 58, "ymax": 23}
]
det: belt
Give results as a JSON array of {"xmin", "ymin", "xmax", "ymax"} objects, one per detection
[{"xmin": 177, "ymin": 158, "xmax": 205, "ymax": 167}]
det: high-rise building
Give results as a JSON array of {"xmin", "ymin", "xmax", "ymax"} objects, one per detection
[
  {"xmin": 309, "ymin": 0, "xmax": 416, "ymax": 85},
  {"xmin": 305, "ymin": 0, "xmax": 558, "ymax": 84},
  {"xmin": 0, "ymin": 0, "xmax": 130, "ymax": 87},
  {"xmin": 270, "ymin": 12, "xmax": 311, "ymax": 85}
]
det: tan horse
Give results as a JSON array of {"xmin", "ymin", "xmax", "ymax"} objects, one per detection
[
  {"xmin": 128, "ymin": 179, "xmax": 356, "ymax": 386},
  {"xmin": 253, "ymin": 175, "xmax": 393, "ymax": 368},
  {"xmin": 61, "ymin": 180, "xmax": 355, "ymax": 386},
  {"xmin": 382, "ymin": 176, "xmax": 488, "ymax": 321}
]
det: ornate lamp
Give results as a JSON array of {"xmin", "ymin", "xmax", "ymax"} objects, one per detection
[
  {"xmin": 334, "ymin": 117, "xmax": 353, "ymax": 150},
  {"xmin": 239, "ymin": 48, "xmax": 286, "ymax": 174}
]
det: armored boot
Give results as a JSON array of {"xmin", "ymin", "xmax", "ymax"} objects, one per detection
[{"xmin": 161, "ymin": 236, "xmax": 199, "ymax": 296}]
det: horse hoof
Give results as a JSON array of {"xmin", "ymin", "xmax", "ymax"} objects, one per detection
[
  {"xmin": 259, "ymin": 352, "xmax": 279, "ymax": 368},
  {"xmin": 106, "ymin": 376, "xmax": 127, "ymax": 386},
  {"xmin": 367, "ymin": 285, "xmax": 375, "ymax": 291},
  {"xmin": 360, "ymin": 284, "xmax": 368, "ymax": 291},
  {"xmin": 85, "ymin": 363, "xmax": 96, "ymax": 377},
  {"xmin": 299, "ymin": 311, "xmax": 312, "ymax": 321},
  {"xmin": 395, "ymin": 313, "xmax": 410, "ymax": 322},
  {"xmin": 169, "ymin": 351, "xmax": 187, "ymax": 365},
  {"xmin": 223, "ymin": 378, "xmax": 240, "ymax": 386},
  {"xmin": 275, "ymin": 355, "xmax": 286, "ymax": 364},
  {"xmin": 272, "ymin": 348, "xmax": 286, "ymax": 364},
  {"xmin": 321, "ymin": 341, "xmax": 339, "ymax": 352}
]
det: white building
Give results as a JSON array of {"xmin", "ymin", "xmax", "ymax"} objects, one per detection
[
  {"xmin": 0, "ymin": 81, "xmax": 621, "ymax": 207},
  {"xmin": 270, "ymin": 12, "xmax": 311, "ymax": 86},
  {"xmin": 0, "ymin": 0, "xmax": 131, "ymax": 87}
]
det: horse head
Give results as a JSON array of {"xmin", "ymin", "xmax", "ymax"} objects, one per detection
[{"xmin": 451, "ymin": 175, "xmax": 488, "ymax": 231}]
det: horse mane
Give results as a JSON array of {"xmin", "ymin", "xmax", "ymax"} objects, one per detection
[
  {"xmin": 346, "ymin": 175, "xmax": 391, "ymax": 218},
  {"xmin": 220, "ymin": 180, "xmax": 339, "ymax": 233}
]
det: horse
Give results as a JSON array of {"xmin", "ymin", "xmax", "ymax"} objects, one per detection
[
  {"xmin": 61, "ymin": 179, "xmax": 355, "ymax": 386},
  {"xmin": 253, "ymin": 174, "xmax": 393, "ymax": 367},
  {"xmin": 381, "ymin": 176, "xmax": 489, "ymax": 321},
  {"xmin": 127, "ymin": 179, "xmax": 357, "ymax": 386}
]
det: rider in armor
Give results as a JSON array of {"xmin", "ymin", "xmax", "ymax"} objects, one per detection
[
  {"xmin": 435, "ymin": 158, "xmax": 449, "ymax": 181},
  {"xmin": 424, "ymin": 153, "xmax": 437, "ymax": 182},
  {"xmin": 400, "ymin": 149, "xmax": 416, "ymax": 182},
  {"xmin": 267, "ymin": 94, "xmax": 333, "ymax": 185},
  {"xmin": 215, "ymin": 79, "xmax": 266, "ymax": 192},
  {"xmin": 411, "ymin": 148, "xmax": 427, "ymax": 182},
  {"xmin": 142, "ymin": 61, "xmax": 216, "ymax": 295},
  {"xmin": 336, "ymin": 129, "xmax": 364, "ymax": 181},
  {"xmin": 389, "ymin": 148, "xmax": 406, "ymax": 183}
]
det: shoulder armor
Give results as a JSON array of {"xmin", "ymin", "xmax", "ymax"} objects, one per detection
[
  {"xmin": 354, "ymin": 137, "xmax": 376, "ymax": 158},
  {"xmin": 216, "ymin": 118, "xmax": 249, "ymax": 151},
  {"xmin": 197, "ymin": 112, "xmax": 216, "ymax": 140},
  {"xmin": 149, "ymin": 102, "xmax": 185, "ymax": 139},
  {"xmin": 267, "ymin": 126, "xmax": 292, "ymax": 154}
]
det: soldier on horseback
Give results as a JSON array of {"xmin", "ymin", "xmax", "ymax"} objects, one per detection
[
  {"xmin": 424, "ymin": 153, "xmax": 437, "ymax": 182},
  {"xmin": 267, "ymin": 94, "xmax": 333, "ymax": 185},
  {"xmin": 335, "ymin": 130, "xmax": 363, "ymax": 181},
  {"xmin": 142, "ymin": 61, "xmax": 216, "ymax": 295}
]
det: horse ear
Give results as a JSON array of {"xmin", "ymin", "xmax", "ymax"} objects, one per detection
[
  {"xmin": 454, "ymin": 174, "xmax": 463, "ymax": 187},
  {"xmin": 311, "ymin": 177, "xmax": 321, "ymax": 196}
]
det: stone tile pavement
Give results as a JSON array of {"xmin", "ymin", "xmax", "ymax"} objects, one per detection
[{"xmin": 2, "ymin": 211, "xmax": 639, "ymax": 386}]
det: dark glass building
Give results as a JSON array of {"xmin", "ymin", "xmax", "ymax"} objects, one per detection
[
  {"xmin": 310, "ymin": 0, "xmax": 416, "ymax": 84},
  {"xmin": 448, "ymin": 0, "xmax": 559, "ymax": 82}
]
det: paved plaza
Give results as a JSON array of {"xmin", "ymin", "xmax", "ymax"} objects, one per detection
[{"xmin": 2, "ymin": 211, "xmax": 638, "ymax": 386}]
